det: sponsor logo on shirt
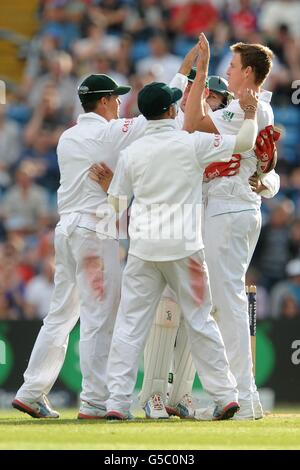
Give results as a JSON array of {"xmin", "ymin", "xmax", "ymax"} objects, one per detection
[
  {"xmin": 122, "ymin": 119, "xmax": 133, "ymax": 133},
  {"xmin": 222, "ymin": 111, "xmax": 235, "ymax": 122},
  {"xmin": 214, "ymin": 134, "xmax": 222, "ymax": 148}
]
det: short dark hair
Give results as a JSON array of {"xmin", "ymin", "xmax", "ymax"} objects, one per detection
[
  {"xmin": 82, "ymin": 100, "xmax": 99, "ymax": 113},
  {"xmin": 145, "ymin": 110, "xmax": 170, "ymax": 120},
  {"xmin": 81, "ymin": 94, "xmax": 113, "ymax": 113},
  {"xmin": 230, "ymin": 42, "xmax": 274, "ymax": 86}
]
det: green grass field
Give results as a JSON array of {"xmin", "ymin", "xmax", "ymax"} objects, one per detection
[{"xmin": 0, "ymin": 408, "xmax": 300, "ymax": 450}]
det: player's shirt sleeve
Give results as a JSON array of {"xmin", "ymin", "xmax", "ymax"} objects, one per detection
[
  {"xmin": 169, "ymin": 73, "xmax": 188, "ymax": 93},
  {"xmin": 108, "ymin": 148, "xmax": 133, "ymax": 208},
  {"xmin": 259, "ymin": 170, "xmax": 280, "ymax": 199},
  {"xmin": 109, "ymin": 114, "xmax": 147, "ymax": 151},
  {"xmin": 193, "ymin": 132, "xmax": 236, "ymax": 168},
  {"xmin": 208, "ymin": 99, "xmax": 244, "ymax": 135},
  {"xmin": 175, "ymin": 107, "xmax": 184, "ymax": 128}
]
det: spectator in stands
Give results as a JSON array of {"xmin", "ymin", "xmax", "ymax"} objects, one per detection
[
  {"xmin": 0, "ymin": 106, "xmax": 21, "ymax": 192},
  {"xmin": 170, "ymin": 0, "xmax": 219, "ymax": 56},
  {"xmin": 246, "ymin": 267, "xmax": 271, "ymax": 319},
  {"xmin": 41, "ymin": 0, "xmax": 82, "ymax": 51},
  {"xmin": 1, "ymin": 0, "xmax": 300, "ymax": 322},
  {"xmin": 289, "ymin": 218, "xmax": 300, "ymax": 259},
  {"xmin": 23, "ymin": 82, "xmax": 69, "ymax": 192},
  {"xmin": 259, "ymin": 0, "xmax": 300, "ymax": 40},
  {"xmin": 0, "ymin": 243, "xmax": 26, "ymax": 319},
  {"xmin": 1, "ymin": 162, "xmax": 50, "ymax": 234},
  {"xmin": 27, "ymin": 51, "xmax": 76, "ymax": 117},
  {"xmin": 92, "ymin": 0, "xmax": 129, "ymax": 36},
  {"xmin": 229, "ymin": 0, "xmax": 258, "ymax": 41},
  {"xmin": 270, "ymin": 259, "xmax": 300, "ymax": 318},
  {"xmin": 125, "ymin": 0, "xmax": 169, "ymax": 42},
  {"xmin": 72, "ymin": 20, "xmax": 121, "ymax": 74},
  {"xmin": 253, "ymin": 199, "xmax": 294, "ymax": 289},
  {"xmin": 265, "ymin": 24, "xmax": 300, "ymax": 103},
  {"xmin": 136, "ymin": 32, "xmax": 182, "ymax": 82},
  {"xmin": 24, "ymin": 257, "xmax": 55, "ymax": 320},
  {"xmin": 284, "ymin": 169, "xmax": 300, "ymax": 214}
]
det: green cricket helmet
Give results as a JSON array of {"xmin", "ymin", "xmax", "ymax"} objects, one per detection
[{"xmin": 207, "ymin": 75, "xmax": 233, "ymax": 108}]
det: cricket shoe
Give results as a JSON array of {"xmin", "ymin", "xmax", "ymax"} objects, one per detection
[
  {"xmin": 232, "ymin": 399, "xmax": 255, "ymax": 420},
  {"xmin": 12, "ymin": 395, "xmax": 59, "ymax": 419},
  {"xmin": 144, "ymin": 394, "xmax": 169, "ymax": 419},
  {"xmin": 195, "ymin": 401, "xmax": 240, "ymax": 421},
  {"xmin": 253, "ymin": 399, "xmax": 264, "ymax": 420},
  {"xmin": 166, "ymin": 394, "xmax": 195, "ymax": 419},
  {"xmin": 77, "ymin": 401, "xmax": 106, "ymax": 419},
  {"xmin": 106, "ymin": 410, "xmax": 134, "ymax": 421}
]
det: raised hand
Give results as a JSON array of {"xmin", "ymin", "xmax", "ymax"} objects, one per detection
[
  {"xmin": 196, "ymin": 33, "xmax": 210, "ymax": 75},
  {"xmin": 239, "ymin": 88, "xmax": 258, "ymax": 113},
  {"xmin": 89, "ymin": 162, "xmax": 113, "ymax": 193}
]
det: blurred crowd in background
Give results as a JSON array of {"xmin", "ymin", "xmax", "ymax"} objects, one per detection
[{"xmin": 0, "ymin": 0, "xmax": 300, "ymax": 321}]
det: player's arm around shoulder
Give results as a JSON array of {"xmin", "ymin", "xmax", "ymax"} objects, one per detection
[
  {"xmin": 107, "ymin": 149, "xmax": 133, "ymax": 214},
  {"xmin": 249, "ymin": 170, "xmax": 280, "ymax": 198},
  {"xmin": 108, "ymin": 114, "xmax": 147, "ymax": 149}
]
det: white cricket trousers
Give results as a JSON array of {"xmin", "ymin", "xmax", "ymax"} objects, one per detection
[
  {"xmin": 106, "ymin": 251, "xmax": 238, "ymax": 413},
  {"xmin": 204, "ymin": 208, "xmax": 261, "ymax": 402},
  {"xmin": 16, "ymin": 225, "xmax": 121, "ymax": 407}
]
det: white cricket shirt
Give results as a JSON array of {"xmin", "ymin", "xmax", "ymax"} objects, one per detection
[
  {"xmin": 206, "ymin": 90, "xmax": 278, "ymax": 215},
  {"xmin": 108, "ymin": 119, "xmax": 236, "ymax": 261}
]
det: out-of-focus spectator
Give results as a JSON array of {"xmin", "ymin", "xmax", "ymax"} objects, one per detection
[
  {"xmin": 229, "ymin": 0, "xmax": 257, "ymax": 41},
  {"xmin": 22, "ymin": 31, "xmax": 62, "ymax": 95},
  {"xmin": 0, "ymin": 243, "xmax": 26, "ymax": 319},
  {"xmin": 216, "ymin": 36, "xmax": 290, "ymax": 97},
  {"xmin": 264, "ymin": 24, "xmax": 300, "ymax": 103},
  {"xmin": 74, "ymin": 50, "xmax": 129, "ymax": 117},
  {"xmin": 92, "ymin": 0, "xmax": 129, "ymax": 36},
  {"xmin": 22, "ymin": 82, "xmax": 70, "ymax": 192},
  {"xmin": 289, "ymin": 218, "xmax": 300, "ymax": 259},
  {"xmin": 27, "ymin": 51, "xmax": 76, "ymax": 116},
  {"xmin": 0, "ymin": 106, "xmax": 21, "ymax": 192},
  {"xmin": 270, "ymin": 259, "xmax": 300, "ymax": 318},
  {"xmin": 136, "ymin": 32, "xmax": 182, "ymax": 83},
  {"xmin": 1, "ymin": 162, "xmax": 50, "ymax": 234},
  {"xmin": 0, "ymin": 288, "xmax": 16, "ymax": 320},
  {"xmin": 259, "ymin": 0, "xmax": 300, "ymax": 39},
  {"xmin": 170, "ymin": 0, "xmax": 219, "ymax": 37},
  {"xmin": 40, "ymin": 0, "xmax": 83, "ymax": 50},
  {"xmin": 125, "ymin": 0, "xmax": 169, "ymax": 42},
  {"xmin": 24, "ymin": 257, "xmax": 55, "ymax": 319},
  {"xmin": 170, "ymin": 0, "xmax": 219, "ymax": 56},
  {"xmin": 253, "ymin": 199, "xmax": 294, "ymax": 289},
  {"xmin": 120, "ymin": 70, "xmax": 156, "ymax": 117},
  {"xmin": 72, "ymin": 21, "xmax": 121, "ymax": 72},
  {"xmin": 91, "ymin": 50, "xmax": 128, "ymax": 84},
  {"xmin": 1, "ymin": 0, "xmax": 300, "ymax": 322}
]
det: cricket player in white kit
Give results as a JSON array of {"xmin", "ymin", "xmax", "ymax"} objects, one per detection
[
  {"xmin": 12, "ymin": 74, "xmax": 145, "ymax": 419},
  {"xmin": 138, "ymin": 73, "xmax": 236, "ymax": 419},
  {"xmin": 12, "ymin": 43, "xmax": 201, "ymax": 419},
  {"xmin": 139, "ymin": 68, "xmax": 280, "ymax": 419},
  {"xmin": 184, "ymin": 42, "xmax": 279, "ymax": 420},
  {"xmin": 105, "ymin": 36, "xmax": 261, "ymax": 421}
]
